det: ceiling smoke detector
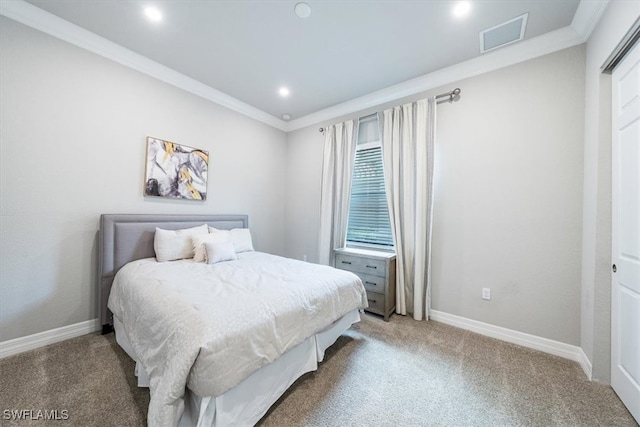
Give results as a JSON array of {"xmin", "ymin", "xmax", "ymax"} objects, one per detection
[
  {"xmin": 294, "ymin": 2, "xmax": 311, "ymax": 19},
  {"xmin": 480, "ymin": 13, "xmax": 528, "ymax": 53}
]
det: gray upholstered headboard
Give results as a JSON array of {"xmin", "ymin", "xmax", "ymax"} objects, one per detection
[{"xmin": 98, "ymin": 214, "xmax": 248, "ymax": 333}]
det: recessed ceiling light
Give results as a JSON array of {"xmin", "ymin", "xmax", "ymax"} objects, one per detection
[
  {"xmin": 144, "ymin": 6, "xmax": 162, "ymax": 22},
  {"xmin": 452, "ymin": 1, "xmax": 471, "ymax": 19},
  {"xmin": 279, "ymin": 87, "xmax": 290, "ymax": 97},
  {"xmin": 282, "ymin": 114, "xmax": 292, "ymax": 120},
  {"xmin": 294, "ymin": 2, "xmax": 312, "ymax": 19}
]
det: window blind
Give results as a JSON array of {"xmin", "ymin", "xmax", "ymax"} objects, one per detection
[{"xmin": 346, "ymin": 146, "xmax": 394, "ymax": 248}]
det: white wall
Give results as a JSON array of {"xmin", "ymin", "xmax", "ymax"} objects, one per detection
[
  {"xmin": 0, "ymin": 17, "xmax": 288, "ymax": 342},
  {"xmin": 286, "ymin": 45, "xmax": 586, "ymax": 345},
  {"xmin": 580, "ymin": 0, "xmax": 640, "ymax": 383}
]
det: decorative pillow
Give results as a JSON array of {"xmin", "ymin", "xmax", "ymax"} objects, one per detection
[
  {"xmin": 209, "ymin": 226, "xmax": 254, "ymax": 253},
  {"xmin": 204, "ymin": 241, "xmax": 238, "ymax": 264},
  {"xmin": 154, "ymin": 224, "xmax": 208, "ymax": 262},
  {"xmin": 192, "ymin": 232, "xmax": 232, "ymax": 263}
]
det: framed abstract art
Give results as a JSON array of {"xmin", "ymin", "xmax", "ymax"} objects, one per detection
[{"xmin": 144, "ymin": 136, "xmax": 208, "ymax": 200}]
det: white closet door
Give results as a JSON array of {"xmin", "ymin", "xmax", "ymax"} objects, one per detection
[{"xmin": 611, "ymin": 39, "xmax": 640, "ymax": 424}]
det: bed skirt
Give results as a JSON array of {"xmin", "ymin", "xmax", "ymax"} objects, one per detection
[{"xmin": 113, "ymin": 309, "xmax": 361, "ymax": 426}]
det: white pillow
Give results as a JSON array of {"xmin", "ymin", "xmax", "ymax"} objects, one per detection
[
  {"xmin": 154, "ymin": 224, "xmax": 208, "ymax": 262},
  {"xmin": 230, "ymin": 228, "xmax": 254, "ymax": 253},
  {"xmin": 205, "ymin": 241, "xmax": 238, "ymax": 264},
  {"xmin": 192, "ymin": 232, "xmax": 232, "ymax": 263},
  {"xmin": 209, "ymin": 226, "xmax": 254, "ymax": 253}
]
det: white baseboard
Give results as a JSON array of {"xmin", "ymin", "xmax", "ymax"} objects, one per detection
[
  {"xmin": 0, "ymin": 319, "xmax": 101, "ymax": 358},
  {"xmin": 577, "ymin": 347, "xmax": 593, "ymax": 380},
  {"xmin": 429, "ymin": 310, "xmax": 593, "ymax": 380},
  {"xmin": 0, "ymin": 312, "xmax": 596, "ymax": 381}
]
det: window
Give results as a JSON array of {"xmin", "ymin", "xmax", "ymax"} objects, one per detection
[{"xmin": 346, "ymin": 116, "xmax": 394, "ymax": 250}]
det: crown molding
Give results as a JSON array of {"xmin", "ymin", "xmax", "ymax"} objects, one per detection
[
  {"xmin": 571, "ymin": 0, "xmax": 610, "ymax": 42},
  {"xmin": 286, "ymin": 0, "xmax": 610, "ymax": 132},
  {"xmin": 285, "ymin": 25, "xmax": 584, "ymax": 131},
  {"xmin": 2, "ymin": 0, "xmax": 607, "ymax": 134},
  {"xmin": 0, "ymin": 0, "xmax": 289, "ymax": 132}
]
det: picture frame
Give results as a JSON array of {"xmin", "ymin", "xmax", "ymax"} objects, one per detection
[{"xmin": 143, "ymin": 136, "xmax": 208, "ymax": 201}]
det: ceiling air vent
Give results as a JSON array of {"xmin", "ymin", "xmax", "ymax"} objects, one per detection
[{"xmin": 480, "ymin": 13, "xmax": 528, "ymax": 53}]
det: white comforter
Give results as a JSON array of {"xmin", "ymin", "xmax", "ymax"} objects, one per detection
[{"xmin": 108, "ymin": 252, "xmax": 367, "ymax": 427}]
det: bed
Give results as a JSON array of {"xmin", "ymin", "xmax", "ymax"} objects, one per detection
[{"xmin": 98, "ymin": 214, "xmax": 367, "ymax": 427}]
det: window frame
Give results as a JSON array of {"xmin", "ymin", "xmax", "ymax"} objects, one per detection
[{"xmin": 345, "ymin": 134, "xmax": 395, "ymax": 252}]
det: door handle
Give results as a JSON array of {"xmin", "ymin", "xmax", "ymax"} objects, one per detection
[{"xmin": 612, "ymin": 264, "xmax": 617, "ymax": 273}]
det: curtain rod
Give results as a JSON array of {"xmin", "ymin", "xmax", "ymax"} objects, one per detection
[
  {"xmin": 319, "ymin": 87, "xmax": 461, "ymax": 133},
  {"xmin": 435, "ymin": 87, "xmax": 461, "ymax": 102}
]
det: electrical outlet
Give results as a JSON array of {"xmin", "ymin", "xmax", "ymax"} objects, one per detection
[{"xmin": 482, "ymin": 288, "xmax": 491, "ymax": 300}]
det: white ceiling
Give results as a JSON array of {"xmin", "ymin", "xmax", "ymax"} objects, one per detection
[{"xmin": 7, "ymin": 0, "xmax": 597, "ymax": 130}]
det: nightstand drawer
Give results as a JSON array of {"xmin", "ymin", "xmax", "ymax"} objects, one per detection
[
  {"xmin": 355, "ymin": 272, "xmax": 385, "ymax": 294},
  {"xmin": 365, "ymin": 291, "xmax": 385, "ymax": 314},
  {"xmin": 335, "ymin": 254, "xmax": 386, "ymax": 277}
]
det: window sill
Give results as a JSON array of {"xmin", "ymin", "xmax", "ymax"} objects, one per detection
[
  {"xmin": 335, "ymin": 246, "xmax": 396, "ymax": 259},
  {"xmin": 346, "ymin": 242, "xmax": 395, "ymax": 253}
]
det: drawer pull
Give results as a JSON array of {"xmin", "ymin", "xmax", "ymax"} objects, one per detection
[
  {"xmin": 366, "ymin": 265, "xmax": 377, "ymax": 269},
  {"xmin": 368, "ymin": 299, "xmax": 377, "ymax": 303},
  {"xmin": 341, "ymin": 261, "xmax": 352, "ymax": 265},
  {"xmin": 365, "ymin": 281, "xmax": 377, "ymax": 286}
]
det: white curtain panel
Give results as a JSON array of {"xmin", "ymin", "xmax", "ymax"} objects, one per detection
[
  {"xmin": 380, "ymin": 98, "xmax": 436, "ymax": 320},
  {"xmin": 318, "ymin": 120, "xmax": 357, "ymax": 266}
]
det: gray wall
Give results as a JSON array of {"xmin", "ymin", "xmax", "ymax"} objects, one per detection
[
  {"xmin": 580, "ymin": 0, "xmax": 640, "ymax": 383},
  {"xmin": 4, "ymin": 1, "xmax": 634, "ymax": 362},
  {"xmin": 285, "ymin": 45, "xmax": 586, "ymax": 345},
  {"xmin": 0, "ymin": 18, "xmax": 288, "ymax": 342}
]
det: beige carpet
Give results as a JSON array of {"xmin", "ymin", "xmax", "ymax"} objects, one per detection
[{"xmin": 1, "ymin": 314, "xmax": 636, "ymax": 426}]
